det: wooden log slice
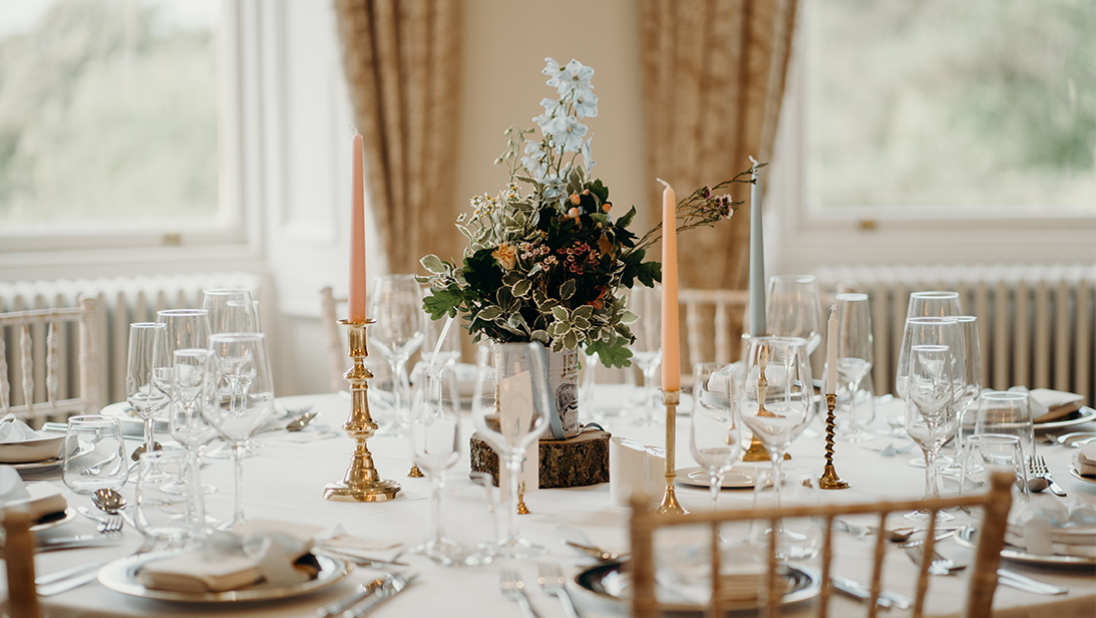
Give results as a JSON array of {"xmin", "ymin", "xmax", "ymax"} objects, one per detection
[{"xmin": 470, "ymin": 427, "xmax": 611, "ymax": 488}]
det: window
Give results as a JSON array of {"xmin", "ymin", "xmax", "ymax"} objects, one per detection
[
  {"xmin": 805, "ymin": 0, "xmax": 1095, "ymax": 217},
  {"xmin": 0, "ymin": 0, "xmax": 226, "ymax": 237}
]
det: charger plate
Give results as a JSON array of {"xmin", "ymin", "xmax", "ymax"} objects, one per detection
[
  {"xmin": 955, "ymin": 526, "xmax": 1096, "ymax": 567},
  {"xmin": 1035, "ymin": 406, "xmax": 1096, "ymax": 431},
  {"xmin": 675, "ymin": 466, "xmax": 760, "ymax": 490},
  {"xmin": 11, "ymin": 442, "xmax": 93, "ymax": 473},
  {"xmin": 574, "ymin": 561, "xmax": 820, "ymax": 612},
  {"xmin": 98, "ymin": 551, "xmax": 352, "ymax": 602},
  {"xmin": 1068, "ymin": 465, "xmax": 1096, "ymax": 485}
]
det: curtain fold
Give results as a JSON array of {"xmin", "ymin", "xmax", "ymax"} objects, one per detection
[
  {"xmin": 640, "ymin": 0, "xmax": 797, "ymax": 293},
  {"xmin": 335, "ymin": 0, "xmax": 461, "ymax": 274}
]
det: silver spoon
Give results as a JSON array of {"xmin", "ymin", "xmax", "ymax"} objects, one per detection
[{"xmin": 286, "ymin": 410, "xmax": 320, "ymax": 432}]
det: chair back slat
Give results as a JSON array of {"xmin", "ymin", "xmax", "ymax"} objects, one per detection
[
  {"xmin": 629, "ymin": 472, "xmax": 1014, "ymax": 618},
  {"xmin": 46, "ymin": 321, "xmax": 59, "ymax": 409},
  {"xmin": 0, "ymin": 330, "xmax": 9, "ymax": 414},
  {"xmin": 20, "ymin": 323, "xmax": 34, "ymax": 417}
]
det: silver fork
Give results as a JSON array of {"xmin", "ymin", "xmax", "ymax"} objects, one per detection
[
  {"xmin": 1029, "ymin": 455, "xmax": 1066, "ymax": 497},
  {"xmin": 98, "ymin": 514, "xmax": 123, "ymax": 535},
  {"xmin": 537, "ymin": 562, "xmax": 581, "ymax": 618},
  {"xmin": 500, "ymin": 568, "xmax": 539, "ymax": 618},
  {"xmin": 904, "ymin": 545, "xmax": 966, "ymax": 575}
]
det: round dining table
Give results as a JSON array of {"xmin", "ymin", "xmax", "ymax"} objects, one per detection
[{"xmin": 7, "ymin": 388, "xmax": 1095, "ymax": 618}]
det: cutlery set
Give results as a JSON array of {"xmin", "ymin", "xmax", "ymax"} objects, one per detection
[{"xmin": 316, "ymin": 573, "xmax": 415, "ymax": 618}]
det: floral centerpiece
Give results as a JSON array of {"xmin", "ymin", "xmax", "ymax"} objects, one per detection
[{"xmin": 420, "ymin": 57, "xmax": 756, "ymax": 380}]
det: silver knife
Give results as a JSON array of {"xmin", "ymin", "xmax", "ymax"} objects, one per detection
[
  {"xmin": 36, "ymin": 561, "xmax": 104, "ymax": 586},
  {"xmin": 830, "ymin": 576, "xmax": 915, "ymax": 609},
  {"xmin": 346, "ymin": 573, "xmax": 415, "ymax": 617},
  {"xmin": 36, "ymin": 535, "xmax": 120, "ymax": 552},
  {"xmin": 316, "ymin": 577, "xmax": 386, "ymax": 618},
  {"xmin": 37, "ymin": 569, "xmax": 101, "ymax": 596},
  {"xmin": 996, "ymin": 569, "xmax": 1068, "ymax": 595}
]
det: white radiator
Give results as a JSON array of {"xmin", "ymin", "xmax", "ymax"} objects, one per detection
[
  {"xmin": 0, "ymin": 273, "xmax": 262, "ymax": 407},
  {"xmin": 813, "ymin": 264, "xmax": 1096, "ymax": 406}
]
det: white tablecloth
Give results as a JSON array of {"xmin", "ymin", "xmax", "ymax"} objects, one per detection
[{"xmin": 7, "ymin": 390, "xmax": 1095, "ymax": 617}]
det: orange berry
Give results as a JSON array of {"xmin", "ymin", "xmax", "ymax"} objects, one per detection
[
  {"xmin": 601, "ymin": 202, "xmax": 612, "ymax": 213},
  {"xmin": 568, "ymin": 207, "xmax": 580, "ymax": 218},
  {"xmin": 569, "ymin": 194, "xmax": 581, "ymax": 205}
]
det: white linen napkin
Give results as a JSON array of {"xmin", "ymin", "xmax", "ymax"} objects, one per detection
[
  {"xmin": 1075, "ymin": 443, "xmax": 1096, "ymax": 476},
  {"xmin": 0, "ymin": 465, "xmax": 67, "ymax": 520},
  {"xmin": 0, "ymin": 414, "xmax": 39, "ymax": 443},
  {"xmin": 137, "ymin": 519, "xmax": 324, "ymax": 593},
  {"xmin": 1005, "ymin": 493, "xmax": 1096, "ymax": 557},
  {"xmin": 609, "ymin": 437, "xmax": 664, "ymax": 507}
]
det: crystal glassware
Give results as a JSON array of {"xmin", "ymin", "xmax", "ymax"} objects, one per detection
[
  {"xmin": 202, "ymin": 332, "xmax": 275, "ymax": 527},
  {"xmin": 166, "ymin": 348, "xmax": 219, "ymax": 497},
  {"xmin": 834, "ymin": 293, "xmax": 874, "ymax": 441},
  {"xmin": 740, "ymin": 337, "xmax": 813, "ymax": 511},
  {"xmin": 135, "ymin": 450, "xmax": 205, "ymax": 543},
  {"xmin": 750, "ymin": 466, "xmax": 822, "ymax": 560},
  {"xmin": 471, "ymin": 342, "xmax": 553, "ymax": 558},
  {"xmin": 627, "ymin": 285, "xmax": 663, "ymax": 425},
  {"xmin": 974, "ymin": 391, "xmax": 1034, "ymax": 462},
  {"xmin": 368, "ymin": 275, "xmax": 426, "ymax": 436},
  {"xmin": 766, "ymin": 275, "xmax": 823, "ymax": 354},
  {"xmin": 689, "ymin": 362, "xmax": 740, "ymax": 511},
  {"xmin": 202, "ymin": 289, "xmax": 259, "ymax": 334},
  {"xmin": 945, "ymin": 316, "xmax": 983, "ymax": 467},
  {"xmin": 153, "ymin": 309, "xmax": 212, "ymax": 452},
  {"xmin": 126, "ymin": 322, "xmax": 170, "ymax": 460},
  {"xmin": 62, "ymin": 415, "xmax": 129, "ymax": 494},
  {"xmin": 958, "ymin": 433, "xmax": 1028, "ymax": 499},
  {"xmin": 423, "ymin": 306, "xmax": 462, "ymax": 367},
  {"xmin": 410, "ymin": 364, "xmax": 489, "ymax": 566},
  {"xmin": 895, "ymin": 317, "xmax": 962, "ymax": 401},
  {"xmin": 904, "ymin": 344, "xmax": 957, "ymax": 521}
]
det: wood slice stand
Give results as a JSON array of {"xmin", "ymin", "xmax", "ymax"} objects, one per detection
[{"xmin": 470, "ymin": 427, "xmax": 611, "ymax": 488}]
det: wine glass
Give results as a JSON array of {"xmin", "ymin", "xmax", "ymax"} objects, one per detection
[
  {"xmin": 895, "ymin": 317, "xmax": 962, "ymax": 401},
  {"xmin": 167, "ymin": 348, "xmax": 219, "ymax": 497},
  {"xmin": 471, "ymin": 342, "xmax": 553, "ymax": 558},
  {"xmin": 945, "ymin": 316, "xmax": 983, "ymax": 468},
  {"xmin": 740, "ymin": 337, "xmax": 813, "ymax": 511},
  {"xmin": 834, "ymin": 293, "xmax": 874, "ymax": 441},
  {"xmin": 689, "ymin": 362, "xmax": 740, "ymax": 511},
  {"xmin": 905, "ymin": 291, "xmax": 962, "ymax": 321},
  {"xmin": 126, "ymin": 322, "xmax": 170, "ymax": 461},
  {"xmin": 153, "ymin": 309, "xmax": 212, "ymax": 435},
  {"xmin": 202, "ymin": 289, "xmax": 259, "ymax": 334},
  {"xmin": 766, "ymin": 275, "xmax": 823, "ymax": 354},
  {"xmin": 423, "ymin": 307, "xmax": 461, "ymax": 367},
  {"xmin": 369, "ymin": 275, "xmax": 427, "ymax": 436},
  {"xmin": 904, "ymin": 344, "xmax": 957, "ymax": 521},
  {"xmin": 203, "ymin": 332, "xmax": 275, "ymax": 527},
  {"xmin": 410, "ymin": 364, "xmax": 488, "ymax": 566},
  {"xmin": 62, "ymin": 415, "xmax": 129, "ymax": 494},
  {"xmin": 627, "ymin": 285, "xmax": 663, "ymax": 425}
]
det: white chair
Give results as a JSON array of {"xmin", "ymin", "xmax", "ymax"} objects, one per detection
[
  {"xmin": 0, "ymin": 296, "xmax": 101, "ymax": 424},
  {"xmin": 679, "ymin": 288, "xmax": 750, "ymax": 373}
]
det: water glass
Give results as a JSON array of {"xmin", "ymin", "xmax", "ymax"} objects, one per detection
[
  {"xmin": 627, "ymin": 285, "xmax": 663, "ymax": 425},
  {"xmin": 62, "ymin": 415, "xmax": 128, "ymax": 494},
  {"xmin": 689, "ymin": 363, "xmax": 740, "ymax": 511},
  {"xmin": 958, "ymin": 433, "xmax": 1028, "ymax": 498},
  {"xmin": 471, "ymin": 342, "xmax": 552, "ymax": 558},
  {"xmin": 974, "ymin": 391, "xmax": 1034, "ymax": 461},
  {"xmin": 135, "ymin": 450, "xmax": 205, "ymax": 542},
  {"xmin": 750, "ymin": 467, "xmax": 822, "ymax": 560}
]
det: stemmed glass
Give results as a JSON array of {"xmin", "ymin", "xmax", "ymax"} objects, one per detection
[
  {"xmin": 202, "ymin": 289, "xmax": 259, "ymax": 334},
  {"xmin": 834, "ymin": 293, "xmax": 874, "ymax": 441},
  {"xmin": 368, "ymin": 275, "xmax": 427, "ymax": 436},
  {"xmin": 895, "ymin": 317, "xmax": 962, "ymax": 401},
  {"xmin": 905, "ymin": 291, "xmax": 962, "ymax": 321},
  {"xmin": 689, "ymin": 363, "xmax": 740, "ymax": 511},
  {"xmin": 153, "ymin": 309, "xmax": 212, "ymax": 441},
  {"xmin": 203, "ymin": 332, "xmax": 275, "ymax": 527},
  {"xmin": 423, "ymin": 302, "xmax": 462, "ymax": 366},
  {"xmin": 410, "ymin": 364, "xmax": 488, "ymax": 566},
  {"xmin": 740, "ymin": 337, "xmax": 813, "ymax": 511},
  {"xmin": 628, "ymin": 285, "xmax": 662, "ymax": 425},
  {"xmin": 167, "ymin": 348, "xmax": 219, "ymax": 497},
  {"xmin": 471, "ymin": 342, "xmax": 553, "ymax": 558},
  {"xmin": 944, "ymin": 316, "xmax": 983, "ymax": 469},
  {"xmin": 904, "ymin": 344, "xmax": 958, "ymax": 521},
  {"xmin": 766, "ymin": 275, "xmax": 823, "ymax": 354},
  {"xmin": 126, "ymin": 322, "xmax": 170, "ymax": 461}
]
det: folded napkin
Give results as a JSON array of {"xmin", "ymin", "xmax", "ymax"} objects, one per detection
[
  {"xmin": 1005, "ymin": 493, "xmax": 1096, "ymax": 557},
  {"xmin": 0, "ymin": 414, "xmax": 39, "ymax": 443},
  {"xmin": 137, "ymin": 519, "xmax": 325, "ymax": 593},
  {"xmin": 0, "ymin": 465, "xmax": 67, "ymax": 521},
  {"xmin": 609, "ymin": 437, "xmax": 665, "ymax": 507},
  {"xmin": 1075, "ymin": 443, "xmax": 1096, "ymax": 476},
  {"xmin": 991, "ymin": 387, "xmax": 1085, "ymax": 424}
]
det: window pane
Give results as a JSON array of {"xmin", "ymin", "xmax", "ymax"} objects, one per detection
[
  {"xmin": 0, "ymin": 0, "xmax": 219, "ymax": 227},
  {"xmin": 808, "ymin": 0, "xmax": 1096, "ymax": 212}
]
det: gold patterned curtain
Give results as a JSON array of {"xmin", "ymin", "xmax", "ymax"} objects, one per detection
[
  {"xmin": 640, "ymin": 0, "xmax": 797, "ymax": 290},
  {"xmin": 334, "ymin": 0, "xmax": 462, "ymax": 273}
]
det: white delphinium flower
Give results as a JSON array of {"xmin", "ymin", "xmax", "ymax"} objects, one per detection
[
  {"xmin": 557, "ymin": 59, "xmax": 594, "ymax": 96},
  {"xmin": 533, "ymin": 98, "xmax": 557, "ymax": 129},
  {"xmin": 548, "ymin": 115, "xmax": 588, "ymax": 153},
  {"xmin": 538, "ymin": 171, "xmax": 565, "ymax": 199},
  {"xmin": 522, "ymin": 141, "xmax": 547, "ymax": 177},
  {"xmin": 573, "ymin": 88, "xmax": 598, "ymax": 118},
  {"xmin": 542, "ymin": 57, "xmax": 566, "ymax": 88},
  {"xmin": 581, "ymin": 136, "xmax": 596, "ymax": 173}
]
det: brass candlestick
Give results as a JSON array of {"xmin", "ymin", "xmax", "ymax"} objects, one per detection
[
  {"xmin": 654, "ymin": 389, "xmax": 688, "ymax": 515},
  {"xmin": 818, "ymin": 393, "xmax": 850, "ymax": 490},
  {"xmin": 323, "ymin": 319, "xmax": 401, "ymax": 502}
]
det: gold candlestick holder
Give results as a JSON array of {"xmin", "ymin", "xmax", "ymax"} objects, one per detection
[
  {"xmin": 654, "ymin": 389, "xmax": 688, "ymax": 515},
  {"xmin": 323, "ymin": 319, "xmax": 402, "ymax": 502},
  {"xmin": 818, "ymin": 393, "xmax": 850, "ymax": 490}
]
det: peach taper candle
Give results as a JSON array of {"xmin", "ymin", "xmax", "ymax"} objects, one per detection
[{"xmin": 348, "ymin": 130, "xmax": 368, "ymax": 322}]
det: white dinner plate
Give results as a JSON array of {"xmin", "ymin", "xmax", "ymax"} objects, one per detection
[
  {"xmin": 955, "ymin": 525, "xmax": 1096, "ymax": 567},
  {"xmin": 1034, "ymin": 406, "xmax": 1096, "ymax": 431},
  {"xmin": 10, "ymin": 441, "xmax": 92, "ymax": 474},
  {"xmin": 30, "ymin": 508, "xmax": 76, "ymax": 533},
  {"xmin": 1068, "ymin": 465, "xmax": 1096, "ymax": 485},
  {"xmin": 0, "ymin": 434, "xmax": 67, "ymax": 463},
  {"xmin": 573, "ymin": 560, "xmax": 820, "ymax": 612},
  {"xmin": 98, "ymin": 551, "xmax": 352, "ymax": 603},
  {"xmin": 675, "ymin": 466, "xmax": 761, "ymax": 489}
]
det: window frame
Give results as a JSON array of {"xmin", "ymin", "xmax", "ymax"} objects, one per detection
[
  {"xmin": 769, "ymin": 1, "xmax": 1096, "ymax": 273},
  {"xmin": 0, "ymin": 0, "xmax": 264, "ymax": 272}
]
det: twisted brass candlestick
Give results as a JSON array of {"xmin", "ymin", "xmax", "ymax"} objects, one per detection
[
  {"xmin": 819, "ymin": 393, "xmax": 850, "ymax": 490},
  {"xmin": 654, "ymin": 389, "xmax": 688, "ymax": 515},
  {"xmin": 323, "ymin": 319, "xmax": 401, "ymax": 502}
]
